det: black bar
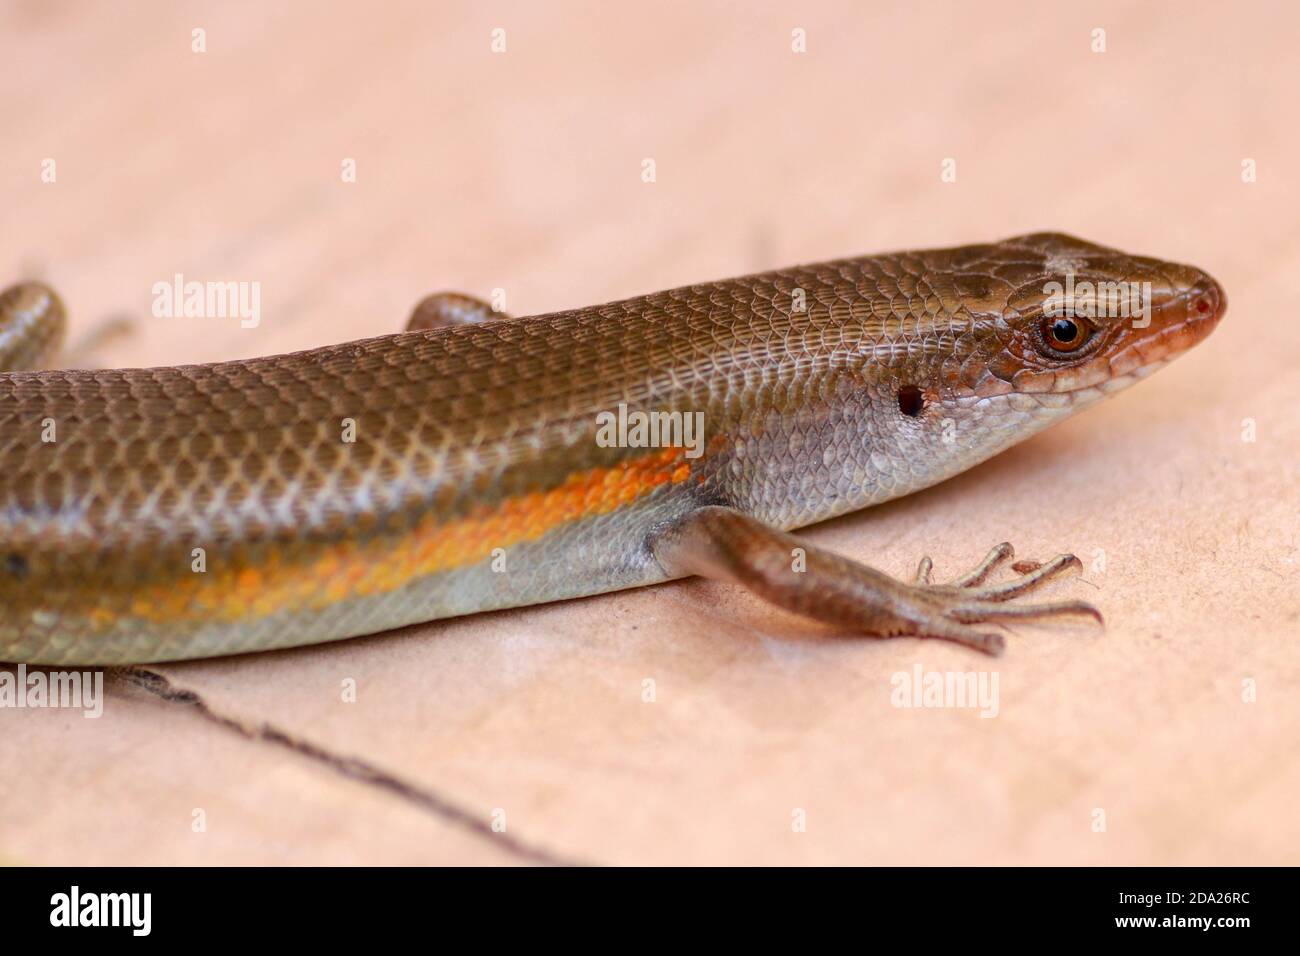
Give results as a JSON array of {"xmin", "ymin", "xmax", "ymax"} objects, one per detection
[{"xmin": 0, "ymin": 867, "xmax": 1283, "ymax": 943}]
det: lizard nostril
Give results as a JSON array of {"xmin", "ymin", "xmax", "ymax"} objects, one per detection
[{"xmin": 1187, "ymin": 276, "xmax": 1224, "ymax": 322}]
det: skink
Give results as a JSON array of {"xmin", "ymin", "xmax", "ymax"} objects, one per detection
[{"xmin": 0, "ymin": 233, "xmax": 1224, "ymax": 663}]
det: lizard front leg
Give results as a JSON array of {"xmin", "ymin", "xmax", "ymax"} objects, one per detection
[{"xmin": 651, "ymin": 506, "xmax": 1100, "ymax": 655}]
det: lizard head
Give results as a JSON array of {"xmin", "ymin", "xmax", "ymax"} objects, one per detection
[
  {"xmin": 854, "ymin": 232, "xmax": 1226, "ymax": 508},
  {"xmin": 939, "ymin": 231, "xmax": 1225, "ymax": 401}
]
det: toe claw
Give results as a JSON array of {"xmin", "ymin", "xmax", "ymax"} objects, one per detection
[
  {"xmin": 1075, "ymin": 601, "xmax": 1104, "ymax": 626},
  {"xmin": 967, "ymin": 553, "xmax": 1081, "ymax": 601},
  {"xmin": 975, "ymin": 631, "xmax": 1006, "ymax": 655},
  {"xmin": 951, "ymin": 598, "xmax": 1104, "ymax": 627},
  {"xmin": 914, "ymin": 556, "xmax": 934, "ymax": 586},
  {"xmin": 948, "ymin": 542, "xmax": 1015, "ymax": 588}
]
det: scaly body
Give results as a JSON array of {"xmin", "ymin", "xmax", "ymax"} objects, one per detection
[{"xmin": 0, "ymin": 233, "xmax": 1223, "ymax": 663}]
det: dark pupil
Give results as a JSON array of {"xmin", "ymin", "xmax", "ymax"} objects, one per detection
[{"xmin": 1050, "ymin": 318, "xmax": 1079, "ymax": 344}]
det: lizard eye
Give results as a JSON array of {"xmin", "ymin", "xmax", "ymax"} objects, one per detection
[{"xmin": 1037, "ymin": 314, "xmax": 1094, "ymax": 355}]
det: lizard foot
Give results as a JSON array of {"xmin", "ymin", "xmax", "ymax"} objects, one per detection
[
  {"xmin": 651, "ymin": 508, "xmax": 1102, "ymax": 656},
  {"xmin": 905, "ymin": 543, "xmax": 1100, "ymax": 654}
]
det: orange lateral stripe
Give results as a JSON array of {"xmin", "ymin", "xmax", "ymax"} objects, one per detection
[{"xmin": 114, "ymin": 446, "xmax": 694, "ymax": 626}]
